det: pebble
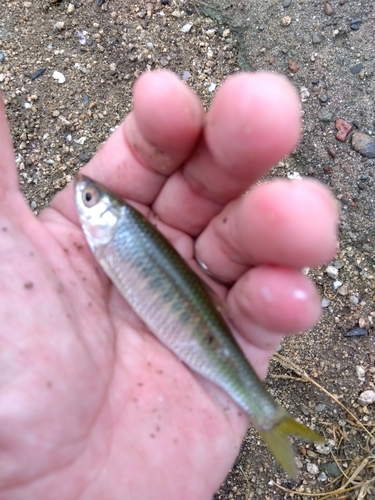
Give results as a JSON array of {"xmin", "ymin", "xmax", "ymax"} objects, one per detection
[
  {"xmin": 349, "ymin": 295, "xmax": 359, "ymax": 305},
  {"xmin": 350, "ymin": 63, "xmax": 363, "ymax": 75},
  {"xmin": 30, "ymin": 201, "xmax": 37, "ymax": 209},
  {"xmin": 31, "ymin": 68, "xmax": 46, "ymax": 80},
  {"xmin": 181, "ymin": 24, "xmax": 193, "ymax": 33},
  {"xmin": 312, "ymin": 33, "xmax": 321, "ymax": 44},
  {"xmin": 282, "ymin": 16, "xmax": 291, "ymax": 26},
  {"xmin": 356, "ymin": 365, "xmax": 366, "ymax": 380},
  {"xmin": 322, "ymin": 298, "xmax": 331, "ymax": 308},
  {"xmin": 323, "ymin": 462, "xmax": 341, "ymax": 478},
  {"xmin": 337, "ymin": 284, "xmax": 348, "ymax": 295},
  {"xmin": 52, "ymin": 70, "xmax": 66, "ymax": 84},
  {"xmin": 344, "ymin": 327, "xmax": 368, "ymax": 337},
  {"xmin": 326, "ymin": 265, "xmax": 339, "ymax": 279},
  {"xmin": 182, "ymin": 70, "xmax": 191, "ymax": 80},
  {"xmin": 358, "ymin": 390, "xmax": 375, "ymax": 406},
  {"xmin": 0, "ymin": 53, "xmax": 4, "ymax": 64},
  {"xmin": 324, "ymin": 3, "xmax": 333, "ymax": 15},
  {"xmin": 283, "ymin": 0, "xmax": 291, "ymax": 7},
  {"xmin": 288, "ymin": 60, "xmax": 299, "ymax": 73},
  {"xmin": 315, "ymin": 440, "xmax": 335, "ymax": 455},
  {"xmin": 327, "ymin": 146, "xmax": 336, "ymax": 158},
  {"xmin": 320, "ymin": 94, "xmax": 328, "ymax": 103},
  {"xmin": 319, "ymin": 109, "xmax": 333, "ymax": 122},
  {"xmin": 312, "ymin": 78, "xmax": 319, "ymax": 85},
  {"xmin": 333, "ymin": 280, "xmax": 342, "ymax": 290},
  {"xmin": 307, "ymin": 463, "xmax": 319, "ymax": 475},
  {"xmin": 67, "ymin": 3, "xmax": 75, "ymax": 14},
  {"xmin": 335, "ymin": 118, "xmax": 352, "ymax": 142},
  {"xmin": 208, "ymin": 82, "xmax": 217, "ymax": 92},
  {"xmin": 334, "ymin": 259, "xmax": 344, "ymax": 269},
  {"xmin": 352, "ymin": 132, "xmax": 375, "ymax": 158},
  {"xmin": 54, "ymin": 21, "xmax": 65, "ymax": 31},
  {"xmin": 318, "ymin": 472, "xmax": 328, "ymax": 482}
]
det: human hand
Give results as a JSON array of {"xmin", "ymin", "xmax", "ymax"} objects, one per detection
[{"xmin": 0, "ymin": 70, "xmax": 337, "ymax": 500}]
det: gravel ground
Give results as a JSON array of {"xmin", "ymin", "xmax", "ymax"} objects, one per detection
[{"xmin": 0, "ymin": 0, "xmax": 374, "ymax": 499}]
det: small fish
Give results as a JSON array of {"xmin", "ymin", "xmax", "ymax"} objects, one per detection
[{"xmin": 74, "ymin": 174, "xmax": 324, "ymax": 478}]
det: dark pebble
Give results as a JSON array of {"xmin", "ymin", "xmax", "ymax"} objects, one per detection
[
  {"xmin": 283, "ymin": 0, "xmax": 291, "ymax": 7},
  {"xmin": 327, "ymin": 146, "xmax": 336, "ymax": 158},
  {"xmin": 350, "ymin": 63, "xmax": 363, "ymax": 74},
  {"xmin": 350, "ymin": 23, "xmax": 359, "ymax": 30},
  {"xmin": 344, "ymin": 327, "xmax": 368, "ymax": 337},
  {"xmin": 31, "ymin": 68, "xmax": 46, "ymax": 80},
  {"xmin": 0, "ymin": 53, "xmax": 4, "ymax": 64},
  {"xmin": 79, "ymin": 152, "xmax": 92, "ymax": 163},
  {"xmin": 324, "ymin": 2, "xmax": 333, "ymax": 15},
  {"xmin": 97, "ymin": 0, "xmax": 105, "ymax": 6},
  {"xmin": 161, "ymin": 0, "xmax": 169, "ymax": 4},
  {"xmin": 320, "ymin": 94, "xmax": 328, "ymax": 103},
  {"xmin": 352, "ymin": 132, "xmax": 375, "ymax": 158},
  {"xmin": 83, "ymin": 93, "xmax": 90, "ymax": 103},
  {"xmin": 351, "ymin": 18, "xmax": 362, "ymax": 24},
  {"xmin": 312, "ymin": 78, "xmax": 319, "ymax": 84},
  {"xmin": 323, "ymin": 165, "xmax": 333, "ymax": 174}
]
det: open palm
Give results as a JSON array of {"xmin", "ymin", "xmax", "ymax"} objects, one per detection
[{"xmin": 0, "ymin": 71, "xmax": 337, "ymax": 500}]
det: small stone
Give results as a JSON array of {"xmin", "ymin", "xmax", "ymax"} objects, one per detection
[
  {"xmin": 0, "ymin": 53, "xmax": 4, "ymax": 64},
  {"xmin": 318, "ymin": 472, "xmax": 328, "ymax": 482},
  {"xmin": 349, "ymin": 295, "xmax": 359, "ymax": 305},
  {"xmin": 182, "ymin": 71, "xmax": 191, "ymax": 80},
  {"xmin": 208, "ymin": 82, "xmax": 217, "ymax": 92},
  {"xmin": 288, "ymin": 60, "xmax": 299, "ymax": 73},
  {"xmin": 356, "ymin": 365, "xmax": 366, "ymax": 380},
  {"xmin": 23, "ymin": 1, "xmax": 32, "ymax": 7},
  {"xmin": 54, "ymin": 21, "xmax": 65, "ymax": 30},
  {"xmin": 316, "ymin": 440, "xmax": 335, "ymax": 455},
  {"xmin": 30, "ymin": 201, "xmax": 37, "ymax": 209},
  {"xmin": 327, "ymin": 146, "xmax": 336, "ymax": 158},
  {"xmin": 52, "ymin": 70, "xmax": 66, "ymax": 84},
  {"xmin": 109, "ymin": 62, "xmax": 116, "ymax": 72},
  {"xmin": 323, "ymin": 165, "xmax": 333, "ymax": 174},
  {"xmin": 282, "ymin": 16, "xmax": 291, "ymax": 26},
  {"xmin": 350, "ymin": 23, "xmax": 359, "ymax": 30},
  {"xmin": 324, "ymin": 3, "xmax": 333, "ymax": 15},
  {"xmin": 312, "ymin": 78, "xmax": 319, "ymax": 85},
  {"xmin": 358, "ymin": 390, "xmax": 375, "ymax": 406},
  {"xmin": 319, "ymin": 109, "xmax": 333, "ymax": 122},
  {"xmin": 352, "ymin": 132, "xmax": 375, "ymax": 158},
  {"xmin": 344, "ymin": 327, "xmax": 367, "ymax": 337},
  {"xmin": 283, "ymin": 0, "xmax": 291, "ymax": 7},
  {"xmin": 181, "ymin": 23, "xmax": 193, "ymax": 33},
  {"xmin": 161, "ymin": 0, "xmax": 169, "ymax": 4},
  {"xmin": 300, "ymin": 86, "xmax": 309, "ymax": 101},
  {"xmin": 338, "ymin": 284, "xmax": 348, "ymax": 295},
  {"xmin": 322, "ymin": 298, "xmax": 331, "ymax": 308},
  {"xmin": 312, "ymin": 33, "xmax": 321, "ymax": 44},
  {"xmin": 333, "ymin": 280, "xmax": 342, "ymax": 290},
  {"xmin": 67, "ymin": 3, "xmax": 75, "ymax": 14},
  {"xmin": 320, "ymin": 94, "xmax": 328, "ymax": 103},
  {"xmin": 335, "ymin": 119, "xmax": 352, "ymax": 142},
  {"xmin": 326, "ymin": 265, "xmax": 339, "ymax": 279},
  {"xmin": 339, "ymin": 0, "xmax": 344, "ymax": 3},
  {"xmin": 323, "ymin": 462, "xmax": 341, "ymax": 478},
  {"xmin": 307, "ymin": 463, "xmax": 319, "ymax": 475},
  {"xmin": 350, "ymin": 63, "xmax": 363, "ymax": 75},
  {"xmin": 171, "ymin": 10, "xmax": 182, "ymax": 18}
]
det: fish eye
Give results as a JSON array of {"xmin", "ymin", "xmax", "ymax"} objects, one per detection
[{"xmin": 82, "ymin": 187, "xmax": 99, "ymax": 207}]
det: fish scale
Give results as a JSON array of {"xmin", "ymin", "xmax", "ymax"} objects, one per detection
[{"xmin": 75, "ymin": 173, "xmax": 325, "ymax": 478}]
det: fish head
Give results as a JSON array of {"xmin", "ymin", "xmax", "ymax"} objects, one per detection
[{"xmin": 74, "ymin": 174, "xmax": 121, "ymax": 248}]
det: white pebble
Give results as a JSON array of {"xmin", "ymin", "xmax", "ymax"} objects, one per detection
[
  {"xmin": 75, "ymin": 136, "xmax": 87, "ymax": 145},
  {"xmin": 208, "ymin": 82, "xmax": 217, "ymax": 92},
  {"xmin": 333, "ymin": 280, "xmax": 342, "ymax": 290},
  {"xmin": 306, "ymin": 463, "xmax": 319, "ymax": 475},
  {"xmin": 358, "ymin": 390, "xmax": 375, "ymax": 406},
  {"xmin": 322, "ymin": 298, "xmax": 331, "ymax": 308},
  {"xmin": 326, "ymin": 265, "xmax": 339, "ymax": 279},
  {"xmin": 356, "ymin": 365, "xmax": 366, "ymax": 380},
  {"xmin": 54, "ymin": 21, "xmax": 65, "ymax": 31},
  {"xmin": 67, "ymin": 3, "xmax": 75, "ymax": 14},
  {"xmin": 52, "ymin": 70, "xmax": 66, "ymax": 84},
  {"xmin": 181, "ymin": 23, "xmax": 193, "ymax": 33}
]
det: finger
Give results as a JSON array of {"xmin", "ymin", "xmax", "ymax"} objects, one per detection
[
  {"xmin": 195, "ymin": 179, "xmax": 339, "ymax": 283},
  {"xmin": 153, "ymin": 71, "xmax": 301, "ymax": 234},
  {"xmin": 227, "ymin": 266, "xmax": 321, "ymax": 379},
  {"xmin": 0, "ymin": 95, "xmax": 19, "ymax": 200},
  {"xmin": 50, "ymin": 70, "xmax": 204, "ymax": 222}
]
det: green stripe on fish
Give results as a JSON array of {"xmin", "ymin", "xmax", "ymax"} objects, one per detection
[{"xmin": 74, "ymin": 174, "xmax": 324, "ymax": 479}]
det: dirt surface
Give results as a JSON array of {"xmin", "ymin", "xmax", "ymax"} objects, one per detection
[{"xmin": 0, "ymin": 0, "xmax": 374, "ymax": 499}]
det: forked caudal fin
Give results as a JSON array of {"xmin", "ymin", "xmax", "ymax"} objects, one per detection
[{"xmin": 257, "ymin": 415, "xmax": 325, "ymax": 479}]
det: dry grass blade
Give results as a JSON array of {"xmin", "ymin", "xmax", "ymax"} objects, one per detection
[
  {"xmin": 270, "ymin": 352, "xmax": 375, "ymax": 499},
  {"xmin": 273, "ymin": 353, "xmax": 373, "ymax": 438}
]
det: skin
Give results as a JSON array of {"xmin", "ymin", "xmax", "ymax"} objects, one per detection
[{"xmin": 0, "ymin": 70, "xmax": 338, "ymax": 500}]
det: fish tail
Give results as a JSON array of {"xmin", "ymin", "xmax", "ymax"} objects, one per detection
[{"xmin": 257, "ymin": 415, "xmax": 325, "ymax": 479}]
